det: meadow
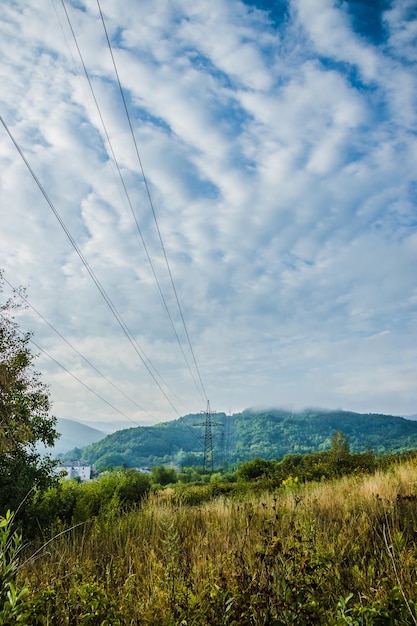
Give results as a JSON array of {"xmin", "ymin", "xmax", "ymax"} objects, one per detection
[{"xmin": 5, "ymin": 458, "xmax": 417, "ymax": 624}]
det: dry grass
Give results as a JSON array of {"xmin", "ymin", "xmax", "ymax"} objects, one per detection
[{"xmin": 20, "ymin": 461, "xmax": 417, "ymax": 624}]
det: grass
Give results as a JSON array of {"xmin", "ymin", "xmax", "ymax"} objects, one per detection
[{"xmin": 17, "ymin": 460, "xmax": 417, "ymax": 624}]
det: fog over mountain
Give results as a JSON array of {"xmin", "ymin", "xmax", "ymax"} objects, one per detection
[{"xmin": 59, "ymin": 409, "xmax": 417, "ymax": 470}]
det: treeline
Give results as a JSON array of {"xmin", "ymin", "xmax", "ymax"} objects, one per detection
[
  {"xmin": 62, "ymin": 408, "xmax": 417, "ymax": 470},
  {"xmin": 235, "ymin": 430, "xmax": 378, "ymax": 485},
  {"xmin": 21, "ymin": 432, "xmax": 417, "ymax": 535}
]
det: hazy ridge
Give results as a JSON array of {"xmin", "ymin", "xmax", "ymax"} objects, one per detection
[{"xmin": 59, "ymin": 408, "xmax": 417, "ymax": 468}]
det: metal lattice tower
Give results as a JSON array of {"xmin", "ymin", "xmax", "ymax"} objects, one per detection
[{"xmin": 194, "ymin": 400, "xmax": 222, "ymax": 472}]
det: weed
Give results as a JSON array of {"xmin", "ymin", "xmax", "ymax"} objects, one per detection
[
  {"xmin": 14, "ymin": 460, "xmax": 417, "ymax": 624},
  {"xmin": 0, "ymin": 510, "xmax": 28, "ymax": 624}
]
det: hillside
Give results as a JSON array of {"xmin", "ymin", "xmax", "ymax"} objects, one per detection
[
  {"xmin": 38, "ymin": 418, "xmax": 106, "ymax": 456},
  {"xmin": 61, "ymin": 408, "xmax": 417, "ymax": 469}
]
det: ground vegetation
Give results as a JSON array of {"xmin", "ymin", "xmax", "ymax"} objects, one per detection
[
  {"xmin": 3, "ymin": 450, "xmax": 417, "ymax": 624},
  {"xmin": 0, "ymin": 274, "xmax": 58, "ymax": 518}
]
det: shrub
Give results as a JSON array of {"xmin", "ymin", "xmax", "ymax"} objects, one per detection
[
  {"xmin": 0, "ymin": 511, "xmax": 28, "ymax": 624},
  {"xmin": 151, "ymin": 465, "xmax": 178, "ymax": 486}
]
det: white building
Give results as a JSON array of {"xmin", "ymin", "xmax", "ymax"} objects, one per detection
[{"xmin": 57, "ymin": 460, "xmax": 91, "ymax": 481}]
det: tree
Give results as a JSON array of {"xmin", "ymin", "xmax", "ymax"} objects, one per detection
[
  {"xmin": 236, "ymin": 457, "xmax": 274, "ymax": 481},
  {"xmin": 0, "ymin": 273, "xmax": 59, "ymax": 516},
  {"xmin": 330, "ymin": 430, "xmax": 350, "ymax": 475},
  {"xmin": 151, "ymin": 465, "xmax": 178, "ymax": 486}
]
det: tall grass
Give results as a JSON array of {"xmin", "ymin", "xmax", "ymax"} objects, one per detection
[{"xmin": 19, "ymin": 461, "xmax": 417, "ymax": 624}]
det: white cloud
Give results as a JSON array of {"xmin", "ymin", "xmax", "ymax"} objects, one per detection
[
  {"xmin": 0, "ymin": 0, "xmax": 416, "ymax": 426},
  {"xmin": 295, "ymin": 0, "xmax": 380, "ymax": 80},
  {"xmin": 384, "ymin": 0, "xmax": 417, "ymax": 62}
]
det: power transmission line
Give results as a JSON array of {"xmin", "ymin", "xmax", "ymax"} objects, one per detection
[
  {"xmin": 96, "ymin": 0, "xmax": 209, "ymax": 404},
  {"xmin": 57, "ymin": 0, "xmax": 205, "ymax": 409},
  {"xmin": 0, "ymin": 300, "xmax": 192, "ymax": 451},
  {"xmin": 30, "ymin": 337, "xmax": 139, "ymax": 423},
  {"xmin": 56, "ymin": 0, "xmax": 209, "ymax": 443},
  {"xmin": 2, "ymin": 275, "xmax": 157, "ymax": 421},
  {"xmin": 0, "ymin": 308, "xmax": 134, "ymax": 423},
  {"xmin": 6, "ymin": 278, "xmax": 203, "ymax": 449},
  {"xmin": 3, "ymin": 0, "xmax": 212, "ymax": 446},
  {"xmin": 27, "ymin": 337, "xmax": 199, "ymax": 452},
  {"xmin": 0, "ymin": 115, "xmax": 195, "ymax": 427}
]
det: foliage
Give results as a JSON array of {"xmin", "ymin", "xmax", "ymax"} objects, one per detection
[
  {"xmin": 151, "ymin": 464, "xmax": 178, "ymax": 486},
  {"xmin": 62, "ymin": 407, "xmax": 417, "ymax": 469},
  {"xmin": 30, "ymin": 469, "xmax": 151, "ymax": 530},
  {"xmin": 16, "ymin": 460, "xmax": 417, "ymax": 624},
  {"xmin": 234, "ymin": 442, "xmax": 377, "ymax": 489},
  {"xmin": 237, "ymin": 457, "xmax": 273, "ymax": 481},
  {"xmin": 0, "ymin": 510, "xmax": 28, "ymax": 624},
  {"xmin": 0, "ymin": 275, "xmax": 59, "ymax": 517},
  {"xmin": 25, "ymin": 581, "xmax": 125, "ymax": 625}
]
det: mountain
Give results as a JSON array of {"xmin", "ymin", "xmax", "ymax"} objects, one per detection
[
  {"xmin": 61, "ymin": 408, "xmax": 417, "ymax": 469},
  {"xmin": 39, "ymin": 418, "xmax": 106, "ymax": 456}
]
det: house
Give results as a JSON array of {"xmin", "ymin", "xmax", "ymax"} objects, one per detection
[{"xmin": 56, "ymin": 460, "xmax": 92, "ymax": 481}]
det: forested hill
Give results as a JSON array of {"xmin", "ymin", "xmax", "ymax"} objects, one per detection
[{"xmin": 61, "ymin": 409, "xmax": 417, "ymax": 469}]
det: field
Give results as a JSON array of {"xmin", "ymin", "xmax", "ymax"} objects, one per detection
[{"xmin": 8, "ymin": 460, "xmax": 417, "ymax": 624}]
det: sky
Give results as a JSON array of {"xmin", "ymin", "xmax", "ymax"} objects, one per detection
[{"xmin": 0, "ymin": 0, "xmax": 416, "ymax": 430}]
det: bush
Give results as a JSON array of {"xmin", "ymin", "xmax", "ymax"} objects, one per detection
[
  {"xmin": 236, "ymin": 458, "xmax": 274, "ymax": 481},
  {"xmin": 31, "ymin": 470, "xmax": 151, "ymax": 530},
  {"xmin": 0, "ymin": 511, "xmax": 28, "ymax": 624},
  {"xmin": 151, "ymin": 465, "xmax": 178, "ymax": 486}
]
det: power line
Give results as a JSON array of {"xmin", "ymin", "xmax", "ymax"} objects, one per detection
[
  {"xmin": 50, "ymin": 0, "xmax": 97, "ymax": 126},
  {"xmin": 0, "ymin": 308, "xmax": 133, "ymax": 422},
  {"xmin": 59, "ymin": 0, "xmax": 205, "ymax": 407},
  {"xmin": 56, "ymin": 0, "xmax": 207, "ymax": 443},
  {"xmin": 30, "ymin": 337, "xmax": 138, "ymax": 423},
  {"xmin": 0, "ymin": 115, "xmax": 194, "ymax": 425},
  {"xmin": 30, "ymin": 337, "xmax": 201, "ymax": 452},
  {"xmin": 2, "ymin": 275, "xmax": 157, "ymax": 421},
  {"xmin": 0, "ymin": 301, "xmax": 193, "ymax": 451},
  {"xmin": 3, "ymin": 1, "xmax": 210, "ymax": 446},
  {"xmin": 96, "ymin": 0, "xmax": 209, "ymax": 404},
  {"xmin": 10, "ymin": 280, "xmax": 203, "ymax": 450}
]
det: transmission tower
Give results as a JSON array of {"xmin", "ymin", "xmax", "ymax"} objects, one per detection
[{"xmin": 194, "ymin": 400, "xmax": 223, "ymax": 472}]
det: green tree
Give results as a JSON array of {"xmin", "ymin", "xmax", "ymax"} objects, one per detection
[
  {"xmin": 236, "ymin": 457, "xmax": 274, "ymax": 481},
  {"xmin": 95, "ymin": 451, "xmax": 127, "ymax": 470},
  {"xmin": 151, "ymin": 465, "xmax": 178, "ymax": 486},
  {"xmin": 118, "ymin": 469, "xmax": 151, "ymax": 505},
  {"xmin": 330, "ymin": 430, "xmax": 351, "ymax": 475},
  {"xmin": 0, "ymin": 274, "xmax": 59, "ymax": 516}
]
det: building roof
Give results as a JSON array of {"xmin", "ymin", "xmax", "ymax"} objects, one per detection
[{"xmin": 58, "ymin": 460, "xmax": 91, "ymax": 468}]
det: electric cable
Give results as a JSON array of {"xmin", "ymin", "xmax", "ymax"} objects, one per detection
[
  {"xmin": 59, "ymin": 0, "xmax": 205, "ymax": 408},
  {"xmin": 54, "ymin": 1, "xmax": 206, "ymax": 442},
  {"xmin": 0, "ymin": 115, "xmax": 201, "ymax": 442},
  {"xmin": 2, "ymin": 275, "xmax": 157, "ymax": 421},
  {"xmin": 28, "ymin": 337, "xmax": 192, "ymax": 453},
  {"xmin": 30, "ymin": 337, "xmax": 138, "ymax": 423},
  {"xmin": 96, "ymin": 0, "xmax": 209, "ymax": 404},
  {"xmin": 28, "ymin": 336, "xmax": 187, "ymax": 452},
  {"xmin": 0, "ymin": 306, "xmax": 193, "ymax": 452}
]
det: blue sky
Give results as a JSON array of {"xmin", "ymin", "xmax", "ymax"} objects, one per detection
[{"xmin": 0, "ymin": 0, "xmax": 416, "ymax": 428}]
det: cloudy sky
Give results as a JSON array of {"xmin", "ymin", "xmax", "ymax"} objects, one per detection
[{"xmin": 0, "ymin": 0, "xmax": 416, "ymax": 429}]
